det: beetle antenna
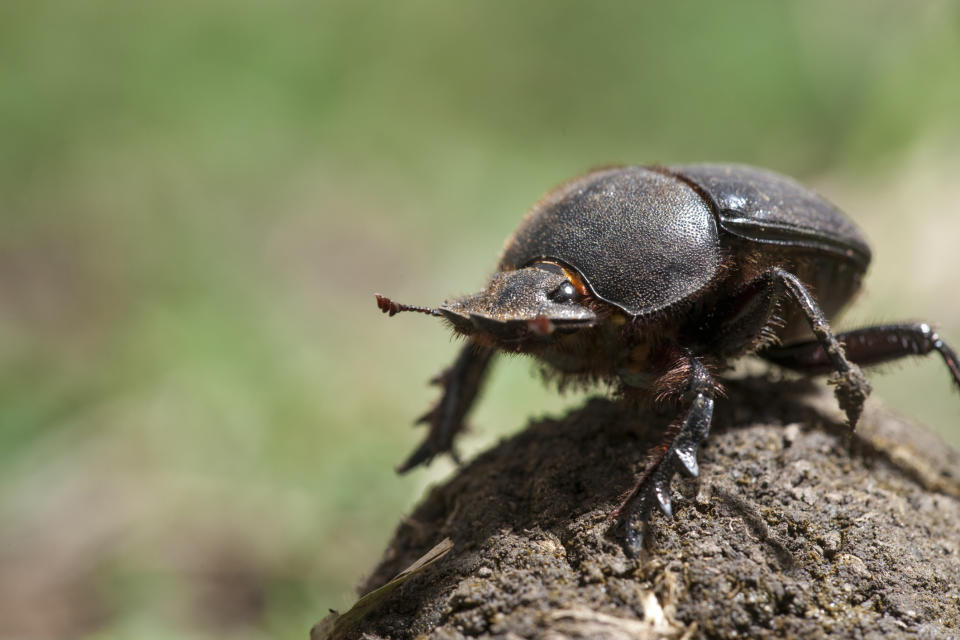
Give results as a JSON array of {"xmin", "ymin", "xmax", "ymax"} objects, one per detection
[{"xmin": 375, "ymin": 294, "xmax": 442, "ymax": 317}]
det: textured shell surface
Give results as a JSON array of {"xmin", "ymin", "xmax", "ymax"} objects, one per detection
[
  {"xmin": 499, "ymin": 164, "xmax": 870, "ymax": 317},
  {"xmin": 674, "ymin": 163, "xmax": 871, "ymax": 268},
  {"xmin": 500, "ymin": 166, "xmax": 720, "ymax": 317}
]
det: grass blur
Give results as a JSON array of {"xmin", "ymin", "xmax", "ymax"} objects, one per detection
[{"xmin": 0, "ymin": 1, "xmax": 958, "ymax": 638}]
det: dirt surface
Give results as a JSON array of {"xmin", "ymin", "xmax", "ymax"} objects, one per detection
[{"xmin": 342, "ymin": 377, "xmax": 960, "ymax": 639}]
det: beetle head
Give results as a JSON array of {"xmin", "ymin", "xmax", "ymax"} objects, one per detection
[
  {"xmin": 376, "ymin": 261, "xmax": 598, "ymax": 346},
  {"xmin": 440, "ymin": 262, "xmax": 597, "ymax": 343}
]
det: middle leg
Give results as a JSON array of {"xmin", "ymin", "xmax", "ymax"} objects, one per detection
[{"xmin": 697, "ymin": 267, "xmax": 871, "ymax": 427}]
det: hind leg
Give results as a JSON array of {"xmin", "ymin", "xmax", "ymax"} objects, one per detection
[{"xmin": 762, "ymin": 322, "xmax": 960, "ymax": 388}]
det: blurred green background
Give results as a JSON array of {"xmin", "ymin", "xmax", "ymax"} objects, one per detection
[{"xmin": 1, "ymin": 1, "xmax": 958, "ymax": 638}]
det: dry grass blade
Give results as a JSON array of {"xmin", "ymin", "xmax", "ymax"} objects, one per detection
[{"xmin": 311, "ymin": 537, "xmax": 454, "ymax": 640}]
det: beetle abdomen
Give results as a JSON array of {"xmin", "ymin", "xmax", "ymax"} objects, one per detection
[
  {"xmin": 671, "ymin": 163, "xmax": 871, "ymax": 270},
  {"xmin": 671, "ymin": 164, "xmax": 870, "ymax": 343}
]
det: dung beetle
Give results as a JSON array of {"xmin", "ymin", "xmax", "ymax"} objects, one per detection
[{"xmin": 376, "ymin": 164, "xmax": 960, "ymax": 547}]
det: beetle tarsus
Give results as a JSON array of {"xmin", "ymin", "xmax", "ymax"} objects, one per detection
[
  {"xmin": 615, "ymin": 496, "xmax": 653, "ymax": 557},
  {"xmin": 829, "ymin": 367, "xmax": 871, "ymax": 429}
]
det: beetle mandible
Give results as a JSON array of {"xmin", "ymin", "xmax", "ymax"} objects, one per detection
[{"xmin": 376, "ymin": 164, "xmax": 960, "ymax": 545}]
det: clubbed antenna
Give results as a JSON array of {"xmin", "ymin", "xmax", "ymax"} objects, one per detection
[{"xmin": 375, "ymin": 294, "xmax": 442, "ymax": 317}]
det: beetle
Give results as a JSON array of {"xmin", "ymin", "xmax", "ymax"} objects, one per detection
[{"xmin": 375, "ymin": 164, "xmax": 960, "ymax": 548}]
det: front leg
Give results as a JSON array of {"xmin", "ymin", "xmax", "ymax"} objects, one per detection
[
  {"xmin": 396, "ymin": 342, "xmax": 495, "ymax": 473},
  {"xmin": 614, "ymin": 353, "xmax": 718, "ymax": 552}
]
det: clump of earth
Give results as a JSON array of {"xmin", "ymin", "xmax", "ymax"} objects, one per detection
[{"xmin": 321, "ymin": 377, "xmax": 960, "ymax": 639}]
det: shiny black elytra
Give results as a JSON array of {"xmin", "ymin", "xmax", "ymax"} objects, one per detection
[{"xmin": 376, "ymin": 164, "xmax": 960, "ymax": 551}]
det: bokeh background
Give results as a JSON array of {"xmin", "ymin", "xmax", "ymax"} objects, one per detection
[{"xmin": 2, "ymin": 1, "xmax": 958, "ymax": 638}]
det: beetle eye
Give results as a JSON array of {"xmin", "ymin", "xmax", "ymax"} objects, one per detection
[{"xmin": 549, "ymin": 281, "xmax": 578, "ymax": 303}]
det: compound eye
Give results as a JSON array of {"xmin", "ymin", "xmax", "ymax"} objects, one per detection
[{"xmin": 549, "ymin": 281, "xmax": 578, "ymax": 304}]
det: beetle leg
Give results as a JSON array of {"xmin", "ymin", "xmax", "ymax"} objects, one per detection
[
  {"xmin": 761, "ymin": 323, "xmax": 960, "ymax": 389},
  {"xmin": 396, "ymin": 342, "xmax": 495, "ymax": 473},
  {"xmin": 708, "ymin": 267, "xmax": 871, "ymax": 427},
  {"xmin": 614, "ymin": 355, "xmax": 716, "ymax": 552},
  {"xmin": 765, "ymin": 268, "xmax": 872, "ymax": 427}
]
